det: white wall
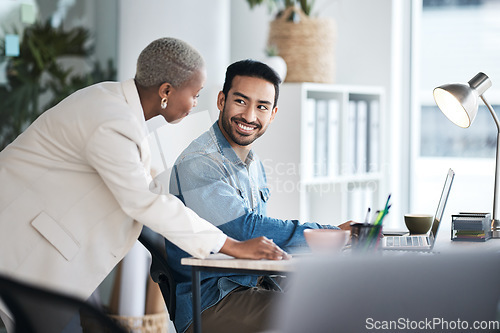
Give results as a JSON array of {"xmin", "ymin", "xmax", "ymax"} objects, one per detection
[
  {"xmin": 229, "ymin": 1, "xmax": 271, "ymax": 62},
  {"xmin": 117, "ymin": 0, "xmax": 230, "ymax": 121}
]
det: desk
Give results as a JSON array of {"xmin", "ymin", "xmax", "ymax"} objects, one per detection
[
  {"xmin": 182, "ymin": 236, "xmax": 500, "ymax": 333},
  {"xmin": 181, "ymin": 254, "xmax": 296, "ymax": 333}
]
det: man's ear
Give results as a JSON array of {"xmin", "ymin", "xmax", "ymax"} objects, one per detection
[
  {"xmin": 269, "ymin": 106, "xmax": 278, "ymax": 123},
  {"xmin": 217, "ymin": 91, "xmax": 226, "ymax": 112},
  {"xmin": 159, "ymin": 82, "xmax": 173, "ymax": 99}
]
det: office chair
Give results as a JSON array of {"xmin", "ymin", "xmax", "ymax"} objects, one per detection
[
  {"xmin": 138, "ymin": 226, "xmax": 177, "ymax": 322},
  {"xmin": 0, "ymin": 274, "xmax": 127, "ymax": 333},
  {"xmin": 143, "ymin": 110, "xmax": 210, "ymax": 325}
]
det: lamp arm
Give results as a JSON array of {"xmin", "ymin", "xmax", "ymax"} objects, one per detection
[
  {"xmin": 480, "ymin": 95, "xmax": 500, "ymax": 234},
  {"xmin": 481, "ymin": 95, "xmax": 500, "ymax": 132}
]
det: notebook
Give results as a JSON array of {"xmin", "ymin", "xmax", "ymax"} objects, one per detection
[{"xmin": 381, "ymin": 168, "xmax": 455, "ymax": 251}]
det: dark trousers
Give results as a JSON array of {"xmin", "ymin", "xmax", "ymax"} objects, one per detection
[{"xmin": 185, "ymin": 277, "xmax": 285, "ymax": 333}]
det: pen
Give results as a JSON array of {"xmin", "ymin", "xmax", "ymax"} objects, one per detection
[
  {"xmin": 365, "ymin": 195, "xmax": 392, "ymax": 249},
  {"xmin": 374, "ymin": 194, "xmax": 392, "ymax": 226},
  {"xmin": 383, "ymin": 194, "xmax": 391, "ymax": 212},
  {"xmin": 364, "ymin": 207, "xmax": 372, "ymax": 224},
  {"xmin": 370, "ymin": 210, "xmax": 381, "ymax": 224}
]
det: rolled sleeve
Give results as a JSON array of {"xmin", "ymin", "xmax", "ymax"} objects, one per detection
[{"xmin": 170, "ymin": 152, "xmax": 327, "ymax": 250}]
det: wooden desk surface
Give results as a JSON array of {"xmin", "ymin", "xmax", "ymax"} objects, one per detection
[
  {"xmin": 181, "ymin": 235, "xmax": 500, "ymax": 271},
  {"xmin": 181, "ymin": 218, "xmax": 500, "ymax": 270},
  {"xmin": 181, "ymin": 253, "xmax": 296, "ymax": 272}
]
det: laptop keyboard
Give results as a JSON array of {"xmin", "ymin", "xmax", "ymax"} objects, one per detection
[{"xmin": 385, "ymin": 235, "xmax": 430, "ymax": 247}]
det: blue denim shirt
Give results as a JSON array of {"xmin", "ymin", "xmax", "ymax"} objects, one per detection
[{"xmin": 165, "ymin": 121, "xmax": 337, "ymax": 333}]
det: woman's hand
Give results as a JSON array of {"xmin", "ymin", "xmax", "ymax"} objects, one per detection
[{"xmin": 220, "ymin": 236, "xmax": 290, "ymax": 260}]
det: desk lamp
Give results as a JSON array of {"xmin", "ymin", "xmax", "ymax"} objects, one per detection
[{"xmin": 433, "ymin": 72, "xmax": 500, "ymax": 238}]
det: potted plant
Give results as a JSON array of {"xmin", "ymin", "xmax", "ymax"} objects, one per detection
[
  {"xmin": 246, "ymin": 0, "xmax": 315, "ymax": 17},
  {"xmin": 260, "ymin": 44, "xmax": 288, "ymax": 81},
  {"xmin": 0, "ymin": 20, "xmax": 116, "ymax": 150},
  {"xmin": 246, "ymin": 0, "xmax": 336, "ymax": 84}
]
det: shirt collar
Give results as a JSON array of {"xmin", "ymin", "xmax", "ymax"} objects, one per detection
[{"xmin": 211, "ymin": 121, "xmax": 255, "ymax": 166}]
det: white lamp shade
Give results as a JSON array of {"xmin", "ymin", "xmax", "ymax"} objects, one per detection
[
  {"xmin": 433, "ymin": 72, "xmax": 492, "ymax": 129},
  {"xmin": 433, "ymin": 84, "xmax": 478, "ymax": 128}
]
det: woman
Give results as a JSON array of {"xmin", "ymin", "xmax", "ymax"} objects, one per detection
[{"xmin": 0, "ymin": 37, "xmax": 287, "ymax": 331}]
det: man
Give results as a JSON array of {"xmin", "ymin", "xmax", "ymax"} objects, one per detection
[
  {"xmin": 166, "ymin": 59, "xmax": 351, "ymax": 333},
  {"xmin": 0, "ymin": 40, "xmax": 286, "ymax": 332}
]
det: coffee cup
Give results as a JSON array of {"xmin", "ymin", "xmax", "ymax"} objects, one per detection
[
  {"xmin": 304, "ymin": 229, "xmax": 350, "ymax": 253},
  {"xmin": 404, "ymin": 214, "xmax": 433, "ymax": 234}
]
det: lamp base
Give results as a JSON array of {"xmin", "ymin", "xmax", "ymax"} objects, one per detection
[{"xmin": 492, "ymin": 219, "xmax": 500, "ymax": 238}]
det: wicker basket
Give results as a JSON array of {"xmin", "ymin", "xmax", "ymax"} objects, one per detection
[
  {"xmin": 81, "ymin": 311, "xmax": 169, "ymax": 333},
  {"xmin": 109, "ymin": 312, "xmax": 168, "ymax": 333},
  {"xmin": 268, "ymin": 6, "xmax": 336, "ymax": 83}
]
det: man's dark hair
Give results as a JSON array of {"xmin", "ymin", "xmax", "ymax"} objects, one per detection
[{"xmin": 222, "ymin": 59, "xmax": 282, "ymax": 108}]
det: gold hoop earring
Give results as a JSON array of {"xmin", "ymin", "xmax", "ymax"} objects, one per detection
[{"xmin": 161, "ymin": 97, "xmax": 168, "ymax": 109}]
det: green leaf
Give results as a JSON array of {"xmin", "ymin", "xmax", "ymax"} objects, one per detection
[{"xmin": 0, "ymin": 19, "xmax": 116, "ymax": 150}]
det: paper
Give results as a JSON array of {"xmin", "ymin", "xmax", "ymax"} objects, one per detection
[
  {"xmin": 356, "ymin": 100, "xmax": 368, "ymax": 173},
  {"xmin": 21, "ymin": 3, "xmax": 36, "ymax": 24},
  {"xmin": 314, "ymin": 100, "xmax": 328, "ymax": 177},
  {"xmin": 327, "ymin": 99, "xmax": 340, "ymax": 177},
  {"xmin": 304, "ymin": 99, "xmax": 316, "ymax": 179},
  {"xmin": 5, "ymin": 34, "xmax": 20, "ymax": 57}
]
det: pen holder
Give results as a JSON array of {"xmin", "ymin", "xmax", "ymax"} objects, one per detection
[{"xmin": 350, "ymin": 223, "xmax": 382, "ymax": 252}]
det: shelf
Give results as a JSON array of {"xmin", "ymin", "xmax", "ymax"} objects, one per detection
[{"xmin": 254, "ymin": 83, "xmax": 386, "ymax": 225}]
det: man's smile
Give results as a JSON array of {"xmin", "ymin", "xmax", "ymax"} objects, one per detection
[{"xmin": 234, "ymin": 119, "xmax": 259, "ymax": 135}]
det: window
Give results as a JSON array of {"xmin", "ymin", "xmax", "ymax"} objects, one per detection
[{"xmin": 412, "ymin": 0, "xmax": 500, "ymax": 218}]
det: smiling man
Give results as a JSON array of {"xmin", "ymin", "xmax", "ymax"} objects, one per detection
[{"xmin": 164, "ymin": 60, "xmax": 351, "ymax": 333}]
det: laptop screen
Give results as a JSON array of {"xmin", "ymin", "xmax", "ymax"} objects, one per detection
[{"xmin": 430, "ymin": 168, "xmax": 455, "ymax": 240}]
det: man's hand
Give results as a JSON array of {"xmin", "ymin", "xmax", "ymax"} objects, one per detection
[
  {"xmin": 220, "ymin": 236, "xmax": 290, "ymax": 260},
  {"xmin": 337, "ymin": 221, "xmax": 354, "ymax": 231}
]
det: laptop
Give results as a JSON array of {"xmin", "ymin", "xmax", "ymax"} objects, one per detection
[{"xmin": 381, "ymin": 168, "xmax": 455, "ymax": 251}]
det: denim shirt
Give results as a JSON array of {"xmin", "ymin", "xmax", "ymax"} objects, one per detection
[{"xmin": 165, "ymin": 121, "xmax": 337, "ymax": 333}]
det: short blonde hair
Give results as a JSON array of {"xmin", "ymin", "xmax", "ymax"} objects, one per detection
[{"xmin": 135, "ymin": 37, "xmax": 205, "ymax": 88}]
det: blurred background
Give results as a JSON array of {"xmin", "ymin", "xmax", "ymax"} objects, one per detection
[
  {"xmin": 2, "ymin": 0, "xmax": 500, "ymax": 242},
  {"xmin": 2, "ymin": 0, "xmax": 500, "ymax": 331}
]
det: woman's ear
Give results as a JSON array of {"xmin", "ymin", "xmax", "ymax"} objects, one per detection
[{"xmin": 159, "ymin": 82, "xmax": 173, "ymax": 99}]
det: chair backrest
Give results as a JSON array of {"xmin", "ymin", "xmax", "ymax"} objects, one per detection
[
  {"xmin": 143, "ymin": 110, "xmax": 212, "ymax": 324},
  {"xmin": 143, "ymin": 109, "xmax": 211, "ymax": 327},
  {"xmin": 138, "ymin": 227, "xmax": 177, "ymax": 322},
  {"xmin": 0, "ymin": 274, "xmax": 127, "ymax": 333}
]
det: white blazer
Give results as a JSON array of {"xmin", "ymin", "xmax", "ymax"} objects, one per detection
[{"xmin": 0, "ymin": 79, "xmax": 225, "ymax": 300}]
